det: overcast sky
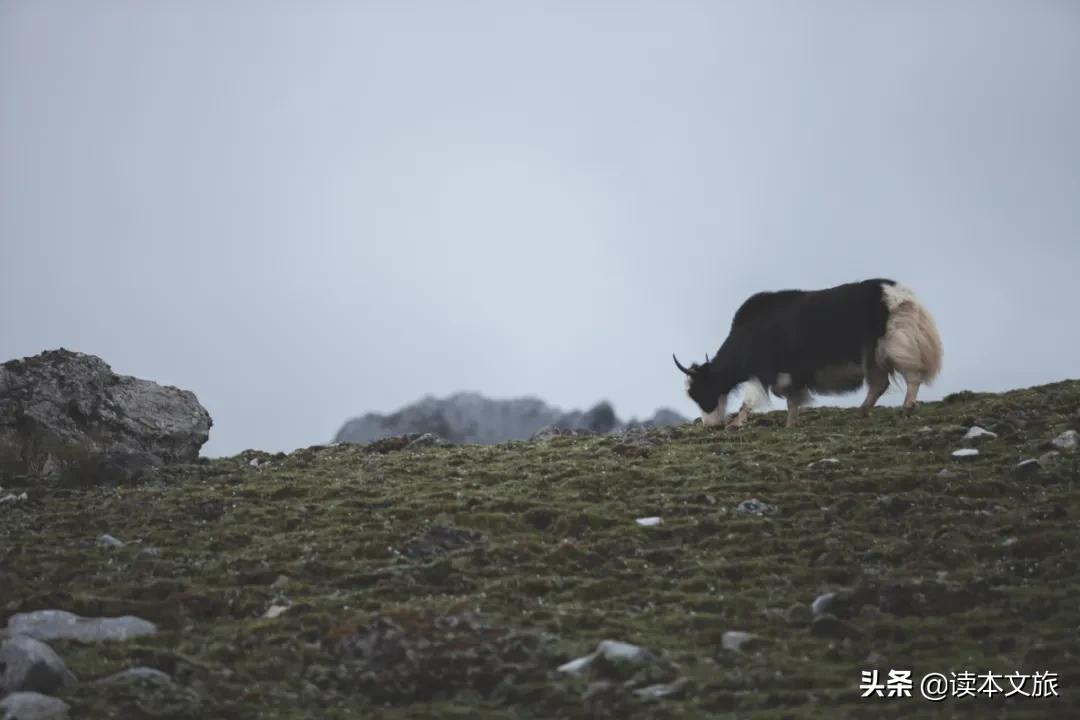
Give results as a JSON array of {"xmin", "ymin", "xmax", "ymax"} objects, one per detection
[{"xmin": 2, "ymin": 1, "xmax": 1078, "ymax": 457}]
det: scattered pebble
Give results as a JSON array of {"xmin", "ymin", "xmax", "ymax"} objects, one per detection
[
  {"xmin": 6, "ymin": 610, "xmax": 158, "ymax": 643},
  {"xmin": 811, "ymin": 592, "xmax": 838, "ymax": 617},
  {"xmin": 721, "ymin": 631, "xmax": 757, "ymax": 651},
  {"xmin": 271, "ymin": 575, "xmax": 290, "ymax": 590},
  {"xmin": 807, "ymin": 458, "xmax": 840, "ymax": 468},
  {"xmin": 0, "ymin": 492, "xmax": 27, "ymax": 505},
  {"xmin": 96, "ymin": 667, "xmax": 172, "ymax": 685},
  {"xmin": 736, "ymin": 498, "xmax": 776, "ymax": 516},
  {"xmin": 98, "ymin": 534, "xmax": 125, "ymax": 549},
  {"xmin": 0, "ymin": 635, "xmax": 76, "ymax": 694},
  {"xmin": 635, "ymin": 517, "xmax": 662, "ymax": 527},
  {"xmin": 963, "ymin": 426, "xmax": 998, "ymax": 441},
  {"xmin": 263, "ymin": 604, "xmax": 290, "ymax": 619},
  {"xmin": 557, "ymin": 639, "xmax": 653, "ymax": 674},
  {"xmin": 0, "ymin": 692, "xmax": 70, "ymax": 720},
  {"xmin": 951, "ymin": 448, "xmax": 979, "ymax": 460},
  {"xmin": 633, "ymin": 679, "xmax": 686, "ymax": 698},
  {"xmin": 1050, "ymin": 429, "xmax": 1078, "ymax": 451},
  {"xmin": 1002, "ymin": 537, "xmax": 1019, "ymax": 547},
  {"xmin": 937, "ymin": 468, "xmax": 958, "ymax": 478}
]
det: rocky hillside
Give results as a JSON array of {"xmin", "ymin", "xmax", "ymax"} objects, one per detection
[
  {"xmin": 1, "ymin": 381, "xmax": 1078, "ymax": 718},
  {"xmin": 333, "ymin": 391, "xmax": 688, "ymax": 445}
]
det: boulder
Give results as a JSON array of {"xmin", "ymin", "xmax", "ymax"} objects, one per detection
[{"xmin": 0, "ymin": 349, "xmax": 211, "ymax": 483}]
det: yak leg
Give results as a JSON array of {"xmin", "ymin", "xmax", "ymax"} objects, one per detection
[
  {"xmin": 726, "ymin": 403, "xmax": 752, "ymax": 429},
  {"xmin": 860, "ymin": 364, "xmax": 891, "ymax": 418},
  {"xmin": 902, "ymin": 378, "xmax": 922, "ymax": 411}
]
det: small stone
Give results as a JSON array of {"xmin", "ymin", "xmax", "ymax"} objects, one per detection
[
  {"xmin": 0, "ymin": 692, "xmax": 70, "ymax": 720},
  {"xmin": 951, "ymin": 448, "xmax": 979, "ymax": 460},
  {"xmin": 937, "ymin": 468, "xmax": 958, "ymax": 478},
  {"xmin": 1013, "ymin": 459, "xmax": 1041, "ymax": 476},
  {"xmin": 633, "ymin": 679, "xmax": 687, "ymax": 698},
  {"xmin": 98, "ymin": 534, "xmax": 125, "ymax": 549},
  {"xmin": 1038, "ymin": 451, "xmax": 1061, "ymax": 466},
  {"xmin": 596, "ymin": 639, "xmax": 650, "ymax": 662},
  {"xmin": 721, "ymin": 631, "xmax": 757, "ymax": 651},
  {"xmin": 1050, "ymin": 430, "xmax": 1078, "ymax": 451},
  {"xmin": 0, "ymin": 635, "xmax": 77, "ymax": 694},
  {"xmin": 263, "ymin": 604, "xmax": 289, "ymax": 619},
  {"xmin": 635, "ymin": 517, "xmax": 662, "ymax": 527},
  {"xmin": 1002, "ymin": 537, "xmax": 1019, "ymax": 547},
  {"xmin": 811, "ymin": 592, "xmax": 837, "ymax": 617},
  {"xmin": 963, "ymin": 426, "xmax": 998, "ymax": 441},
  {"xmin": 97, "ymin": 667, "xmax": 172, "ymax": 684},
  {"xmin": 557, "ymin": 639, "xmax": 653, "ymax": 674},
  {"xmin": 6, "ymin": 610, "xmax": 157, "ymax": 643},
  {"xmin": 736, "ymin": 498, "xmax": 776, "ymax": 516},
  {"xmin": 807, "ymin": 457, "xmax": 840, "ymax": 468},
  {"xmin": 248, "ymin": 458, "xmax": 261, "ymax": 468},
  {"xmin": 271, "ymin": 575, "xmax": 290, "ymax": 590}
]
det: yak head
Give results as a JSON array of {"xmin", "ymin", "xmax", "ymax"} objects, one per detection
[{"xmin": 673, "ymin": 353, "xmax": 728, "ymax": 426}]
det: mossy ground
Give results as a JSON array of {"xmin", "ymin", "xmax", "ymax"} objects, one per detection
[{"xmin": 2, "ymin": 382, "xmax": 1079, "ymax": 718}]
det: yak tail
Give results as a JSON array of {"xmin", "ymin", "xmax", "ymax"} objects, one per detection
[{"xmin": 876, "ymin": 283, "xmax": 943, "ymax": 385}]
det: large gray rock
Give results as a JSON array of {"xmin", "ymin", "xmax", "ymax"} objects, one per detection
[
  {"xmin": 0, "ymin": 349, "xmax": 211, "ymax": 482},
  {"xmin": 6, "ymin": 610, "xmax": 158, "ymax": 643},
  {"xmin": 0, "ymin": 692, "xmax": 70, "ymax": 720},
  {"xmin": 333, "ymin": 392, "xmax": 686, "ymax": 446},
  {"xmin": 0, "ymin": 636, "xmax": 76, "ymax": 695}
]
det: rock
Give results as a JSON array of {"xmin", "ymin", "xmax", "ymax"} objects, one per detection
[
  {"xmin": 0, "ymin": 692, "xmax": 70, "ymax": 720},
  {"xmin": 0, "ymin": 493, "xmax": 27, "ymax": 505},
  {"xmin": 0, "ymin": 349, "xmax": 211, "ymax": 483},
  {"xmin": 811, "ymin": 592, "xmax": 837, "ymax": 617},
  {"xmin": 1038, "ymin": 451, "xmax": 1061, "ymax": 466},
  {"xmin": 271, "ymin": 575, "xmax": 290, "ymax": 590},
  {"xmin": 807, "ymin": 457, "xmax": 840, "ymax": 468},
  {"xmin": 1013, "ymin": 459, "xmax": 1042, "ymax": 476},
  {"xmin": 951, "ymin": 448, "xmax": 979, "ymax": 460},
  {"xmin": 1050, "ymin": 429, "xmax": 1078, "ymax": 451},
  {"xmin": 263, "ymin": 604, "xmax": 289, "ymax": 619},
  {"xmin": 6, "ymin": 610, "xmax": 157, "ymax": 642},
  {"xmin": 557, "ymin": 640, "xmax": 654, "ymax": 674},
  {"xmin": 0, "ymin": 635, "xmax": 76, "ymax": 694},
  {"xmin": 963, "ymin": 426, "xmax": 998, "ymax": 441},
  {"xmin": 97, "ymin": 667, "xmax": 172, "ymax": 685},
  {"xmin": 720, "ymin": 631, "xmax": 758, "ymax": 651},
  {"xmin": 736, "ymin": 498, "xmax": 776, "ymax": 516},
  {"xmin": 633, "ymin": 679, "xmax": 687, "ymax": 698},
  {"xmin": 937, "ymin": 468, "xmax": 958, "ymax": 478},
  {"xmin": 97, "ymin": 534, "xmax": 125, "ymax": 549},
  {"xmin": 635, "ymin": 517, "xmax": 662, "ymax": 527}
]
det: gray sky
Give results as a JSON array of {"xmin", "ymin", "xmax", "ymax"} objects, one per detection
[{"xmin": 3, "ymin": 1, "xmax": 1079, "ymax": 457}]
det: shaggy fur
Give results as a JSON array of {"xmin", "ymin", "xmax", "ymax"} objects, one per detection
[{"xmin": 674, "ymin": 279, "xmax": 943, "ymax": 427}]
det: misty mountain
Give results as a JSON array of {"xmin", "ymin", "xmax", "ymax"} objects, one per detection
[{"xmin": 332, "ymin": 392, "xmax": 688, "ymax": 445}]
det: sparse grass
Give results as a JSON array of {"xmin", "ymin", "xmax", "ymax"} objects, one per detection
[{"xmin": 2, "ymin": 381, "xmax": 1079, "ymax": 718}]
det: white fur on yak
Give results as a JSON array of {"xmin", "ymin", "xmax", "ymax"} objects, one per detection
[{"xmin": 673, "ymin": 279, "xmax": 943, "ymax": 428}]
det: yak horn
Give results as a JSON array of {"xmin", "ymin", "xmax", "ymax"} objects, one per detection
[{"xmin": 673, "ymin": 353, "xmax": 693, "ymax": 375}]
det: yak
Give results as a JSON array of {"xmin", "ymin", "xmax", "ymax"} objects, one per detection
[{"xmin": 673, "ymin": 279, "xmax": 943, "ymax": 428}]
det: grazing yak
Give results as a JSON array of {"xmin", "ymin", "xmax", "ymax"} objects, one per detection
[{"xmin": 673, "ymin": 279, "xmax": 943, "ymax": 428}]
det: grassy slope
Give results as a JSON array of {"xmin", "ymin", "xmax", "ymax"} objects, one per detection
[{"xmin": 2, "ymin": 381, "xmax": 1079, "ymax": 719}]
